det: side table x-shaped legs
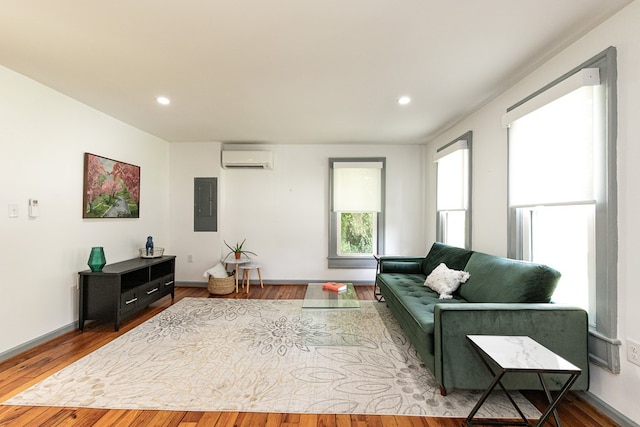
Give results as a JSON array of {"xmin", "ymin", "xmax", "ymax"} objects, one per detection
[{"xmin": 465, "ymin": 335, "xmax": 581, "ymax": 427}]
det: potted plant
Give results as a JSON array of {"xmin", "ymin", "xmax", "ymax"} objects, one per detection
[{"xmin": 223, "ymin": 239, "xmax": 257, "ymax": 261}]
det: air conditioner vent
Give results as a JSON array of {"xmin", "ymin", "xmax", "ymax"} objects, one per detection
[{"xmin": 221, "ymin": 151, "xmax": 273, "ymax": 169}]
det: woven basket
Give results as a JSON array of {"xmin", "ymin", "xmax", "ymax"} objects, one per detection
[{"xmin": 207, "ymin": 273, "xmax": 235, "ymax": 295}]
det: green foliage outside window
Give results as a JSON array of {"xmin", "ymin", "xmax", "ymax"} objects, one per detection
[{"xmin": 340, "ymin": 212, "xmax": 373, "ymax": 254}]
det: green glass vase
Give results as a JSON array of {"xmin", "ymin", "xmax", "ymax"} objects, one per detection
[{"xmin": 87, "ymin": 247, "xmax": 106, "ymax": 272}]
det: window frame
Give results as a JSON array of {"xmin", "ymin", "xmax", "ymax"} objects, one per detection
[
  {"xmin": 328, "ymin": 157, "xmax": 385, "ymax": 269},
  {"xmin": 435, "ymin": 131, "xmax": 472, "ymax": 249},
  {"xmin": 506, "ymin": 47, "xmax": 619, "ymax": 373}
]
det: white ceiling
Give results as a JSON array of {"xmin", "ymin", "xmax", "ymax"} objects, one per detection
[{"xmin": 0, "ymin": 1, "xmax": 631, "ymax": 144}]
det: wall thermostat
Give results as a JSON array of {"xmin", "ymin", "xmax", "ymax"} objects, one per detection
[{"xmin": 29, "ymin": 199, "xmax": 39, "ymax": 218}]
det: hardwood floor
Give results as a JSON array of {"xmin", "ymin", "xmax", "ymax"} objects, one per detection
[{"xmin": 0, "ymin": 285, "xmax": 618, "ymax": 426}]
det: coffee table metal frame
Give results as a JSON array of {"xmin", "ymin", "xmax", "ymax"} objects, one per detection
[{"xmin": 372, "ymin": 255, "xmax": 385, "ymax": 302}]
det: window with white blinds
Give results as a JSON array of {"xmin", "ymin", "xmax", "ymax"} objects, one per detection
[
  {"xmin": 435, "ymin": 132, "xmax": 471, "ymax": 249},
  {"xmin": 506, "ymin": 47, "xmax": 619, "ymax": 373},
  {"xmin": 328, "ymin": 158, "xmax": 385, "ymax": 268},
  {"xmin": 509, "ymin": 85, "xmax": 596, "ymax": 207}
]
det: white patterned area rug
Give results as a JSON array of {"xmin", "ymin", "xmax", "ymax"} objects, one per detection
[{"xmin": 4, "ymin": 298, "xmax": 540, "ymax": 418}]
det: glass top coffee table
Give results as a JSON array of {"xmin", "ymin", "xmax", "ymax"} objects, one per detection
[{"xmin": 302, "ymin": 283, "xmax": 360, "ymax": 308}]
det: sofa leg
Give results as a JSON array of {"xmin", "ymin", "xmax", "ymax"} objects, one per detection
[{"xmin": 439, "ymin": 386, "xmax": 447, "ymax": 396}]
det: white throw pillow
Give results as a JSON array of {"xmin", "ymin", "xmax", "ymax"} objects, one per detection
[
  {"xmin": 424, "ymin": 262, "xmax": 470, "ymax": 299},
  {"xmin": 203, "ymin": 263, "xmax": 229, "ymax": 279}
]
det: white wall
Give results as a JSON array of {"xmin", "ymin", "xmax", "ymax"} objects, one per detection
[
  {"xmin": 0, "ymin": 66, "xmax": 170, "ymax": 356},
  {"xmin": 169, "ymin": 143, "xmax": 427, "ymax": 283},
  {"xmin": 425, "ymin": 2, "xmax": 640, "ymax": 423},
  {"xmin": 168, "ymin": 142, "xmax": 223, "ymax": 282}
]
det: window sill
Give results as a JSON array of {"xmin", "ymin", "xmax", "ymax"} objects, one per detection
[
  {"xmin": 588, "ymin": 328, "xmax": 621, "ymax": 374},
  {"xmin": 328, "ymin": 256, "xmax": 377, "ymax": 269}
]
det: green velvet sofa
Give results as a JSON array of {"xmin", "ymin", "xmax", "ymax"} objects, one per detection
[{"xmin": 375, "ymin": 242, "xmax": 589, "ymax": 395}]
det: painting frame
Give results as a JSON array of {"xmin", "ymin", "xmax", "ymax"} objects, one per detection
[{"xmin": 83, "ymin": 153, "xmax": 140, "ymax": 218}]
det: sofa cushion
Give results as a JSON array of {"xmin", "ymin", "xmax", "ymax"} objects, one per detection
[
  {"xmin": 458, "ymin": 252, "xmax": 561, "ymax": 303},
  {"xmin": 424, "ymin": 263, "xmax": 470, "ymax": 299},
  {"xmin": 381, "ymin": 260, "xmax": 422, "ymax": 274},
  {"xmin": 422, "ymin": 242, "xmax": 473, "ymax": 276},
  {"xmin": 377, "ymin": 272, "xmax": 467, "ymax": 335},
  {"xmin": 377, "ymin": 272, "xmax": 426, "ymax": 290}
]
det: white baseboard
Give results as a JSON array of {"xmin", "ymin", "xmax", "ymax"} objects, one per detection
[
  {"xmin": 577, "ymin": 391, "xmax": 638, "ymax": 427},
  {"xmin": 178, "ymin": 280, "xmax": 374, "ymax": 287}
]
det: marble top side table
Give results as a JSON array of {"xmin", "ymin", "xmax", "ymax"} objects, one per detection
[{"xmin": 465, "ymin": 335, "xmax": 581, "ymax": 427}]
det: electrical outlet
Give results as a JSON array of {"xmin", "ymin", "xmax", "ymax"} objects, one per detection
[
  {"xmin": 628, "ymin": 339, "xmax": 640, "ymax": 367},
  {"xmin": 187, "ymin": 254, "xmax": 193, "ymax": 263}
]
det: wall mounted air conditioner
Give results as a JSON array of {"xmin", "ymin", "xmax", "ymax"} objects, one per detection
[{"xmin": 221, "ymin": 151, "xmax": 273, "ymax": 169}]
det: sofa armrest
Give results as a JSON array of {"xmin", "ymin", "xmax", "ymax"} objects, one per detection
[
  {"xmin": 433, "ymin": 303, "xmax": 589, "ymax": 392},
  {"xmin": 375, "ymin": 255, "xmax": 425, "ymax": 274}
]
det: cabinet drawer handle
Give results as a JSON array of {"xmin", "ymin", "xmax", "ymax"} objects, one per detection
[
  {"xmin": 125, "ymin": 297, "xmax": 138, "ymax": 305},
  {"xmin": 146, "ymin": 287, "xmax": 159, "ymax": 295},
  {"xmin": 164, "ymin": 280, "xmax": 174, "ymax": 286}
]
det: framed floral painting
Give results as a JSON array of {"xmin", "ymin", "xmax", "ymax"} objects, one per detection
[{"xmin": 83, "ymin": 153, "xmax": 140, "ymax": 218}]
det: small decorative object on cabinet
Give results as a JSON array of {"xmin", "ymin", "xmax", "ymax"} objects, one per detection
[
  {"xmin": 139, "ymin": 236, "xmax": 164, "ymax": 258},
  {"xmin": 145, "ymin": 236, "xmax": 154, "ymax": 256},
  {"xmin": 78, "ymin": 255, "xmax": 175, "ymax": 331},
  {"xmin": 139, "ymin": 247, "xmax": 164, "ymax": 258},
  {"xmin": 87, "ymin": 247, "xmax": 106, "ymax": 272}
]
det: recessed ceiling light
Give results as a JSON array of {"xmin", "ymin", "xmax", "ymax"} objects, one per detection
[
  {"xmin": 156, "ymin": 96, "xmax": 171, "ymax": 105},
  {"xmin": 397, "ymin": 96, "xmax": 411, "ymax": 105}
]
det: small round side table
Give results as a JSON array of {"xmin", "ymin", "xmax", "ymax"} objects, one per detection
[
  {"xmin": 224, "ymin": 257, "xmax": 249, "ymax": 293},
  {"xmin": 238, "ymin": 263, "xmax": 264, "ymax": 294}
]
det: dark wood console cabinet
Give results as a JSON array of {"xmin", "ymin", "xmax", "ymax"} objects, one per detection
[{"xmin": 78, "ymin": 256, "xmax": 176, "ymax": 331}]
